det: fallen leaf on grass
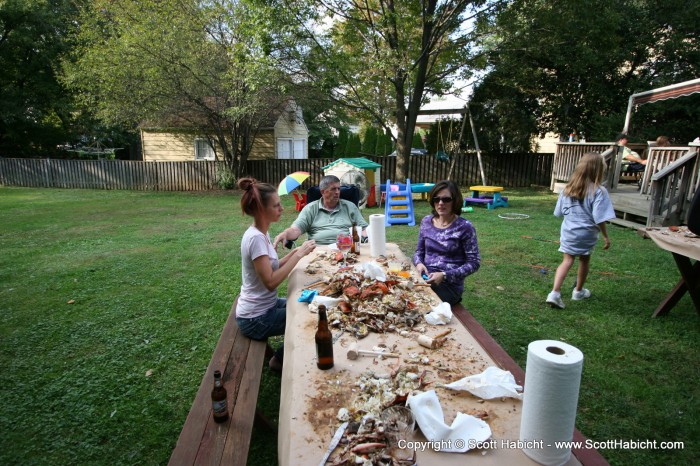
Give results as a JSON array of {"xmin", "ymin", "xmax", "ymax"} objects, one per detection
[{"xmin": 145, "ymin": 369, "xmax": 153, "ymax": 377}]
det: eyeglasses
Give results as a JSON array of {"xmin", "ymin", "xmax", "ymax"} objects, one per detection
[{"xmin": 432, "ymin": 196, "xmax": 453, "ymax": 204}]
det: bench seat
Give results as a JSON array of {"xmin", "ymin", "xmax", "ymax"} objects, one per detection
[{"xmin": 169, "ymin": 297, "xmax": 273, "ymax": 466}]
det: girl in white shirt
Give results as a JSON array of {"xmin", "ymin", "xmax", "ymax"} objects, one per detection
[
  {"xmin": 546, "ymin": 154, "xmax": 616, "ymax": 309},
  {"xmin": 236, "ymin": 178, "xmax": 316, "ymax": 371}
]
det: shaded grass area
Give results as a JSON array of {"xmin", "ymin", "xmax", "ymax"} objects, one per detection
[{"xmin": 0, "ymin": 186, "xmax": 698, "ymax": 465}]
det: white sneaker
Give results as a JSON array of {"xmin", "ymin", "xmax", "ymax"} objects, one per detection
[
  {"xmin": 546, "ymin": 291, "xmax": 565, "ymax": 309},
  {"xmin": 572, "ymin": 288, "xmax": 591, "ymax": 300}
]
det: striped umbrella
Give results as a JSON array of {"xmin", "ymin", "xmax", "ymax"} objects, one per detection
[{"xmin": 277, "ymin": 171, "xmax": 310, "ymax": 195}]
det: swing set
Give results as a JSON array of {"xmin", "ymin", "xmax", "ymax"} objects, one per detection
[{"xmin": 418, "ymin": 101, "xmax": 508, "ymax": 210}]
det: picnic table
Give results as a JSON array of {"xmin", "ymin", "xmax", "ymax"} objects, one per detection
[
  {"xmin": 464, "ymin": 185, "xmax": 509, "ymax": 210},
  {"xmin": 278, "ymin": 243, "xmax": 606, "ymax": 465},
  {"xmin": 644, "ymin": 226, "xmax": 700, "ymax": 317}
]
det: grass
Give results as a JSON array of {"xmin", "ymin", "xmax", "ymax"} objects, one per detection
[{"xmin": 0, "ymin": 186, "xmax": 697, "ymax": 466}]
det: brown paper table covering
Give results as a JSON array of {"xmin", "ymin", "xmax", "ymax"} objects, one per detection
[
  {"xmin": 646, "ymin": 227, "xmax": 700, "ymax": 261},
  {"xmin": 278, "ymin": 243, "xmax": 580, "ymax": 466}
]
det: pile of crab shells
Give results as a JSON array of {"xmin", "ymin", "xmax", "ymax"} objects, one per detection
[
  {"xmin": 305, "ymin": 250, "xmax": 359, "ymax": 274},
  {"xmin": 329, "ymin": 368, "xmax": 426, "ymax": 466},
  {"xmin": 318, "ymin": 268, "xmax": 438, "ymax": 338}
]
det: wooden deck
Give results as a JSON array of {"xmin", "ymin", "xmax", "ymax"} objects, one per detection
[
  {"xmin": 553, "ymin": 142, "xmax": 700, "ymax": 230},
  {"xmin": 609, "ymin": 183, "xmax": 650, "ymax": 228}
]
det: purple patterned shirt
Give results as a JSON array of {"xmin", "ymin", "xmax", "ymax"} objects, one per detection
[{"xmin": 413, "ymin": 215, "xmax": 480, "ymax": 295}]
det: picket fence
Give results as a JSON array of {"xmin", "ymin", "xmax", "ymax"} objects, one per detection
[{"xmin": 0, "ymin": 153, "xmax": 553, "ymax": 191}]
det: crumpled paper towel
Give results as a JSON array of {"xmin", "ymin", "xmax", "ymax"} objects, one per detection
[
  {"xmin": 424, "ymin": 302, "xmax": 452, "ymax": 325},
  {"xmin": 308, "ymin": 295, "xmax": 342, "ymax": 312},
  {"xmin": 355, "ymin": 261, "xmax": 387, "ymax": 282},
  {"xmin": 407, "ymin": 390, "xmax": 491, "ymax": 453},
  {"xmin": 443, "ymin": 366, "xmax": 523, "ymax": 400}
]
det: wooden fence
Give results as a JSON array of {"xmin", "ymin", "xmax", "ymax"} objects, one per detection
[
  {"xmin": 0, "ymin": 159, "xmax": 221, "ymax": 190},
  {"xmin": 1, "ymin": 153, "xmax": 553, "ymax": 191},
  {"xmin": 243, "ymin": 152, "xmax": 553, "ymax": 190}
]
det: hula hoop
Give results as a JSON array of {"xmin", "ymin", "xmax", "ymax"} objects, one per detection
[{"xmin": 498, "ymin": 212, "xmax": 530, "ymax": 220}]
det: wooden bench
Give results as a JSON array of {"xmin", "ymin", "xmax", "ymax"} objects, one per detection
[
  {"xmin": 169, "ymin": 297, "xmax": 274, "ymax": 466},
  {"xmin": 452, "ymin": 303, "xmax": 609, "ymax": 466}
]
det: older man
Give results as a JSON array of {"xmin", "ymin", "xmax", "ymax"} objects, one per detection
[
  {"xmin": 274, "ymin": 175, "xmax": 368, "ymax": 247},
  {"xmin": 616, "ymin": 133, "xmax": 647, "ymax": 168}
]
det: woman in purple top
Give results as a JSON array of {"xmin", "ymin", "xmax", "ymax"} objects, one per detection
[{"xmin": 414, "ymin": 180, "xmax": 480, "ymax": 305}]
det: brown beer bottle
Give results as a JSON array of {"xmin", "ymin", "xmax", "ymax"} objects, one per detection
[
  {"xmin": 352, "ymin": 222, "xmax": 361, "ymax": 255},
  {"xmin": 315, "ymin": 305, "xmax": 334, "ymax": 370},
  {"xmin": 211, "ymin": 370, "xmax": 229, "ymax": 423}
]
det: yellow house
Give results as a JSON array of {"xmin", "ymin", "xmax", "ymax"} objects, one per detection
[{"xmin": 139, "ymin": 99, "xmax": 308, "ymax": 161}]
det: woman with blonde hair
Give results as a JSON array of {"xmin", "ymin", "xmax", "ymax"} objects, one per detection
[
  {"xmin": 546, "ymin": 153, "xmax": 616, "ymax": 309},
  {"xmin": 655, "ymin": 135, "xmax": 670, "ymax": 147},
  {"xmin": 236, "ymin": 177, "xmax": 316, "ymax": 371}
]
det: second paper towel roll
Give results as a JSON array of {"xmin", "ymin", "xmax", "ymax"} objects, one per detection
[
  {"xmin": 519, "ymin": 340, "xmax": 584, "ymax": 466},
  {"xmin": 368, "ymin": 214, "xmax": 386, "ymax": 257}
]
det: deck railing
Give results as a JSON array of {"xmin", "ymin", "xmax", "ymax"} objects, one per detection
[
  {"xmin": 639, "ymin": 147, "xmax": 695, "ymax": 195},
  {"xmin": 648, "ymin": 145, "xmax": 700, "ymax": 227},
  {"xmin": 551, "ymin": 142, "xmax": 616, "ymax": 190}
]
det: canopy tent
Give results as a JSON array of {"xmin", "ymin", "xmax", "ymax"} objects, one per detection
[{"xmin": 623, "ymin": 78, "xmax": 700, "ymax": 133}]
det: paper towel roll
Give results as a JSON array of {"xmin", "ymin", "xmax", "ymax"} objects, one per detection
[
  {"xmin": 519, "ymin": 340, "xmax": 584, "ymax": 466},
  {"xmin": 368, "ymin": 214, "xmax": 386, "ymax": 257}
]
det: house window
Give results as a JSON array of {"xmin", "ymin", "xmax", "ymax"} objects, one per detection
[
  {"xmin": 277, "ymin": 138, "xmax": 306, "ymax": 159},
  {"xmin": 194, "ymin": 138, "xmax": 216, "ymax": 160}
]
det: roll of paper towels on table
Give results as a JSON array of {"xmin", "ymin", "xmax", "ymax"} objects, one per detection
[
  {"xmin": 519, "ymin": 340, "xmax": 584, "ymax": 466},
  {"xmin": 368, "ymin": 214, "xmax": 386, "ymax": 257}
]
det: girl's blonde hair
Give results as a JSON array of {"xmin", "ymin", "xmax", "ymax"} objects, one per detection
[{"xmin": 563, "ymin": 153, "xmax": 606, "ymax": 200}]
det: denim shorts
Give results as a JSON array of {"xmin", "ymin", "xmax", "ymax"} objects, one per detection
[
  {"xmin": 236, "ymin": 298, "xmax": 286, "ymax": 361},
  {"xmin": 431, "ymin": 282, "xmax": 462, "ymax": 305}
]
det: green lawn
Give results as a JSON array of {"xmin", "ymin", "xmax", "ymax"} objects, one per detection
[{"xmin": 0, "ymin": 186, "xmax": 697, "ymax": 465}]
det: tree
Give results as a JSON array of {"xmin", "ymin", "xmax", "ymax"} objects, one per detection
[
  {"xmin": 345, "ymin": 132, "xmax": 362, "ymax": 157},
  {"xmin": 335, "ymin": 127, "xmax": 350, "ymax": 157},
  {"xmin": 64, "ymin": 0, "xmax": 299, "ymax": 176},
  {"xmin": 361, "ymin": 124, "xmax": 378, "ymax": 155},
  {"xmin": 375, "ymin": 130, "xmax": 393, "ymax": 156},
  {"xmin": 468, "ymin": 74, "xmax": 538, "ymax": 153},
  {"xmin": 0, "ymin": 0, "xmax": 80, "ymax": 156},
  {"xmin": 472, "ymin": 0, "xmax": 700, "ymax": 144},
  {"xmin": 287, "ymin": 0, "xmax": 495, "ymax": 182}
]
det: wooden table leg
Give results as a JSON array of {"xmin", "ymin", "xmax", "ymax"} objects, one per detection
[
  {"xmin": 653, "ymin": 255, "xmax": 700, "ymax": 317},
  {"xmin": 673, "ymin": 254, "xmax": 700, "ymax": 313}
]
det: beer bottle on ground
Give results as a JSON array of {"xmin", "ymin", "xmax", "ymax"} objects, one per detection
[
  {"xmin": 315, "ymin": 305, "xmax": 334, "ymax": 370},
  {"xmin": 211, "ymin": 370, "xmax": 229, "ymax": 423},
  {"xmin": 352, "ymin": 222, "xmax": 361, "ymax": 255}
]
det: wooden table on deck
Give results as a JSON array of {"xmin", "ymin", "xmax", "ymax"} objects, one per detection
[
  {"xmin": 645, "ymin": 227, "xmax": 700, "ymax": 317},
  {"xmin": 278, "ymin": 243, "xmax": 605, "ymax": 466}
]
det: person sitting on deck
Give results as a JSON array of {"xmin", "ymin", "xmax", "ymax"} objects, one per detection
[
  {"xmin": 616, "ymin": 133, "xmax": 647, "ymax": 171},
  {"xmin": 655, "ymin": 135, "xmax": 671, "ymax": 147}
]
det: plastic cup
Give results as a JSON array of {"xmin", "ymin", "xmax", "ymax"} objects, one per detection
[{"xmin": 381, "ymin": 406, "xmax": 416, "ymax": 462}]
